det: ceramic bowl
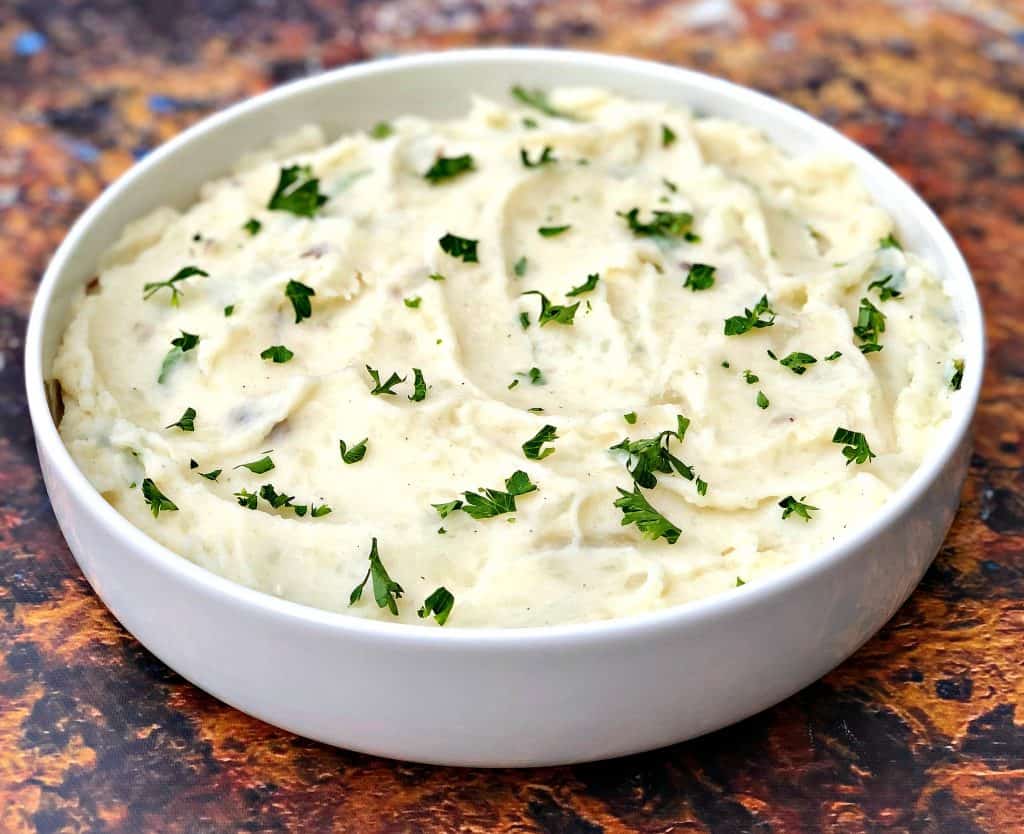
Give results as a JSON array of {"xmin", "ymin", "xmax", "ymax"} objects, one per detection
[{"xmin": 24, "ymin": 49, "xmax": 984, "ymax": 767}]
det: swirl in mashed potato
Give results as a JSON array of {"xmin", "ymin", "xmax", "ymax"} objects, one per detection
[{"xmin": 53, "ymin": 87, "xmax": 964, "ymax": 627}]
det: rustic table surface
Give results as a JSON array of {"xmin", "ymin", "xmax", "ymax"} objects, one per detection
[{"xmin": 1, "ymin": 1, "xmax": 1022, "ymax": 832}]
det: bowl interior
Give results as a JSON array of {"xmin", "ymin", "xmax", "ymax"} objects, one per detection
[{"xmin": 27, "ymin": 48, "xmax": 984, "ymax": 638}]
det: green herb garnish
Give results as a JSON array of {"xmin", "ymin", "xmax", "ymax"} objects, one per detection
[
  {"xmin": 365, "ymin": 365, "xmax": 405, "ymax": 396},
  {"xmin": 538, "ymin": 225, "xmax": 571, "ymax": 238},
  {"xmin": 235, "ymin": 454, "xmax": 275, "ymax": 475},
  {"xmin": 260, "ymin": 345, "xmax": 294, "ymax": 364},
  {"xmin": 224, "ymin": 305, "xmax": 235, "ymax": 317},
  {"xmin": 723, "ymin": 295, "xmax": 775, "ymax": 335},
  {"xmin": 285, "ymin": 279, "xmax": 315, "ymax": 323},
  {"xmin": 404, "ymin": 296, "xmax": 421, "ymax": 309},
  {"xmin": 243, "ymin": 218, "xmax": 262, "ymax": 236},
  {"xmin": 832, "ymin": 427, "xmax": 876, "ymax": 465},
  {"xmin": 779, "ymin": 352, "xmax": 817, "ymax": 375},
  {"xmin": 522, "ymin": 424, "xmax": 558, "ymax": 460},
  {"xmin": 349, "ymin": 537, "xmax": 404, "ymax": 615},
  {"xmin": 511, "ymin": 85, "xmax": 578, "ymax": 120},
  {"xmin": 267, "ymin": 164, "xmax": 327, "ymax": 217},
  {"xmin": 756, "ymin": 391, "xmax": 769, "ymax": 409},
  {"xmin": 879, "ymin": 233, "xmax": 902, "ymax": 250},
  {"xmin": 618, "ymin": 208, "xmax": 696, "ymax": 241},
  {"xmin": 158, "ymin": 330, "xmax": 200, "ymax": 384},
  {"xmin": 339, "ymin": 438, "xmax": 368, "ymax": 464},
  {"xmin": 779, "ymin": 495, "xmax": 818, "ymax": 521},
  {"xmin": 431, "ymin": 500, "xmax": 463, "ymax": 520},
  {"xmin": 624, "ymin": 412, "xmax": 637, "ymax": 424},
  {"xmin": 234, "ymin": 488, "xmax": 258, "ymax": 510},
  {"xmin": 609, "ymin": 415, "xmax": 696, "ymax": 489},
  {"xmin": 521, "ymin": 146, "xmax": 556, "ymax": 168},
  {"xmin": 513, "ymin": 256, "xmax": 528, "ymax": 277},
  {"xmin": 868, "ymin": 274, "xmax": 902, "ymax": 301},
  {"xmin": 519, "ymin": 311, "xmax": 530, "ymax": 330},
  {"xmin": 614, "ymin": 485, "xmax": 681, "ymax": 544},
  {"xmin": 428, "ymin": 272, "xmax": 445, "ymax": 281},
  {"xmin": 661, "ymin": 124, "xmax": 677, "ymax": 147},
  {"xmin": 743, "ymin": 370, "xmax": 759, "ymax": 384},
  {"xmin": 418, "ymin": 586, "xmax": 454, "ymax": 626},
  {"xmin": 424, "ymin": 154, "xmax": 475, "ymax": 184},
  {"xmin": 566, "ymin": 273, "xmax": 600, "ymax": 297},
  {"xmin": 949, "ymin": 359, "xmax": 964, "ymax": 391},
  {"xmin": 166, "ymin": 407, "xmax": 196, "ymax": 432},
  {"xmin": 199, "ymin": 468, "xmax": 221, "ymax": 481},
  {"xmin": 409, "ymin": 368, "xmax": 427, "ymax": 402},
  {"xmin": 853, "ymin": 297, "xmax": 885, "ymax": 353},
  {"xmin": 683, "ymin": 263, "xmax": 715, "ymax": 291},
  {"xmin": 141, "ymin": 478, "xmax": 178, "ymax": 518},
  {"xmin": 370, "ymin": 121, "xmax": 393, "ymax": 139},
  {"xmin": 825, "ymin": 351, "xmax": 842, "ymax": 361},
  {"xmin": 143, "ymin": 265, "xmax": 208, "ymax": 306},
  {"xmin": 434, "ymin": 470, "xmax": 538, "ymax": 521},
  {"xmin": 522, "ymin": 291, "xmax": 578, "ymax": 326},
  {"xmin": 439, "ymin": 233, "xmax": 479, "ymax": 263}
]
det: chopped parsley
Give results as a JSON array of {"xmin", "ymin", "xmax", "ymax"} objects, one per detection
[
  {"xmin": 143, "ymin": 265, "xmax": 208, "ymax": 306},
  {"xmin": 521, "ymin": 146, "xmax": 556, "ymax": 168},
  {"xmin": 243, "ymin": 218, "xmax": 262, "ymax": 236},
  {"xmin": 723, "ymin": 295, "xmax": 775, "ymax": 335},
  {"xmin": 825, "ymin": 351, "xmax": 842, "ymax": 361},
  {"xmin": 158, "ymin": 330, "xmax": 200, "ymax": 384},
  {"xmin": 199, "ymin": 468, "xmax": 221, "ymax": 481},
  {"xmin": 234, "ymin": 454, "xmax": 275, "ymax": 474},
  {"xmin": 224, "ymin": 304, "xmax": 235, "ymax": 317},
  {"xmin": 853, "ymin": 297, "xmax": 885, "ymax": 353},
  {"xmin": 428, "ymin": 272, "xmax": 446, "ymax": 281},
  {"xmin": 522, "ymin": 291, "xmax": 579, "ymax": 326},
  {"xmin": 409, "ymin": 368, "xmax": 427, "ymax": 402},
  {"xmin": 524, "ymin": 367, "xmax": 544, "ymax": 385},
  {"xmin": 519, "ymin": 311, "xmax": 530, "ymax": 330},
  {"xmin": 370, "ymin": 121, "xmax": 393, "ymax": 139},
  {"xmin": 868, "ymin": 274, "xmax": 902, "ymax": 301},
  {"xmin": 234, "ymin": 488, "xmax": 258, "ymax": 510},
  {"xmin": 618, "ymin": 208, "xmax": 696, "ymax": 241},
  {"xmin": 949, "ymin": 359, "xmax": 964, "ymax": 391},
  {"xmin": 522, "ymin": 117, "xmax": 538, "ymax": 129},
  {"xmin": 267, "ymin": 164, "xmax": 327, "ymax": 217},
  {"xmin": 513, "ymin": 256, "xmax": 528, "ymax": 277},
  {"xmin": 285, "ymin": 279, "xmax": 315, "ymax": 323},
  {"xmin": 661, "ymin": 123, "xmax": 677, "ymax": 147},
  {"xmin": 743, "ymin": 370, "xmax": 759, "ymax": 384},
  {"xmin": 433, "ymin": 470, "xmax": 538, "ymax": 521},
  {"xmin": 566, "ymin": 273, "xmax": 600, "ymax": 297},
  {"xmin": 879, "ymin": 233, "xmax": 902, "ymax": 250},
  {"xmin": 522, "ymin": 424, "xmax": 558, "ymax": 460},
  {"xmin": 511, "ymin": 85, "xmax": 578, "ymax": 120},
  {"xmin": 610, "ymin": 415, "xmax": 696, "ymax": 489},
  {"xmin": 779, "ymin": 495, "xmax": 818, "ymax": 522},
  {"xmin": 832, "ymin": 427, "xmax": 876, "ymax": 465},
  {"xmin": 259, "ymin": 483, "xmax": 296, "ymax": 510},
  {"xmin": 662, "ymin": 178, "xmax": 678, "ymax": 193},
  {"xmin": 736, "ymin": 576, "xmax": 746, "ymax": 587},
  {"xmin": 349, "ymin": 537, "xmax": 404, "ymax": 615},
  {"xmin": 339, "ymin": 438, "xmax": 368, "ymax": 464},
  {"xmin": 508, "ymin": 379, "xmax": 519, "ymax": 390},
  {"xmin": 624, "ymin": 412, "xmax": 637, "ymax": 424},
  {"xmin": 683, "ymin": 263, "xmax": 716, "ymax": 291},
  {"xmin": 424, "ymin": 153, "xmax": 475, "ymax": 184},
  {"xmin": 260, "ymin": 345, "xmax": 294, "ymax": 363},
  {"xmin": 779, "ymin": 352, "xmax": 817, "ymax": 375},
  {"xmin": 614, "ymin": 485, "xmax": 681, "ymax": 544},
  {"xmin": 538, "ymin": 225, "xmax": 571, "ymax": 238},
  {"xmin": 310, "ymin": 504, "xmax": 332, "ymax": 517},
  {"xmin": 142, "ymin": 478, "xmax": 178, "ymax": 518},
  {"xmin": 166, "ymin": 407, "xmax": 196, "ymax": 432},
  {"xmin": 756, "ymin": 391, "xmax": 769, "ymax": 409},
  {"xmin": 404, "ymin": 296, "xmax": 421, "ymax": 309},
  {"xmin": 366, "ymin": 365, "xmax": 405, "ymax": 395},
  {"xmin": 439, "ymin": 233, "xmax": 479, "ymax": 263},
  {"xmin": 418, "ymin": 586, "xmax": 455, "ymax": 625}
]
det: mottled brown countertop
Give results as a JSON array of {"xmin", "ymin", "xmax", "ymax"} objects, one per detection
[{"xmin": 1, "ymin": 1, "xmax": 1022, "ymax": 832}]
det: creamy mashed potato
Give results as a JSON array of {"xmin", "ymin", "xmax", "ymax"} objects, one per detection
[{"xmin": 53, "ymin": 87, "xmax": 964, "ymax": 627}]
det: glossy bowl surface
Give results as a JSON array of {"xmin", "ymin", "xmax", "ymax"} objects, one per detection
[{"xmin": 24, "ymin": 49, "xmax": 984, "ymax": 767}]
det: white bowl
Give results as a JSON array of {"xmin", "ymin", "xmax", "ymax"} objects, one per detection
[{"xmin": 25, "ymin": 49, "xmax": 983, "ymax": 767}]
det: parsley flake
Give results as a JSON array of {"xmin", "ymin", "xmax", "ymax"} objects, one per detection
[
  {"xmin": 339, "ymin": 438, "xmax": 368, "ymax": 464},
  {"xmin": 609, "ymin": 415, "xmax": 696, "ymax": 489},
  {"xmin": 513, "ymin": 256, "xmax": 528, "ymax": 277},
  {"xmin": 143, "ymin": 265, "xmax": 208, "ymax": 306},
  {"xmin": 522, "ymin": 291, "xmax": 579, "ymax": 326},
  {"xmin": 624, "ymin": 412, "xmax": 637, "ymax": 424},
  {"xmin": 439, "ymin": 233, "xmax": 479, "ymax": 263},
  {"xmin": 224, "ymin": 304, "xmax": 235, "ymax": 317},
  {"xmin": 832, "ymin": 427, "xmax": 876, "ymax": 465},
  {"xmin": 853, "ymin": 297, "xmax": 885, "ymax": 353},
  {"xmin": 779, "ymin": 352, "xmax": 817, "ymax": 375},
  {"xmin": 142, "ymin": 478, "xmax": 178, "ymax": 518},
  {"xmin": 683, "ymin": 263, "xmax": 716, "ymax": 291},
  {"xmin": 428, "ymin": 272, "xmax": 446, "ymax": 281},
  {"xmin": 418, "ymin": 586, "xmax": 455, "ymax": 625},
  {"xmin": 538, "ymin": 225, "xmax": 571, "ymax": 238},
  {"xmin": 521, "ymin": 146, "xmax": 557, "ymax": 168},
  {"xmin": 868, "ymin": 274, "xmax": 902, "ymax": 301},
  {"xmin": 260, "ymin": 345, "xmax": 294, "ymax": 364},
  {"xmin": 199, "ymin": 468, "xmax": 221, "ymax": 481},
  {"xmin": 267, "ymin": 164, "xmax": 327, "ymax": 217},
  {"xmin": 424, "ymin": 154, "xmax": 475, "ymax": 184},
  {"xmin": 879, "ymin": 233, "xmax": 902, "ymax": 250},
  {"xmin": 404, "ymin": 296, "xmax": 421, "ymax": 309},
  {"xmin": 825, "ymin": 351, "xmax": 842, "ymax": 361},
  {"xmin": 618, "ymin": 208, "xmax": 697, "ymax": 241},
  {"xmin": 409, "ymin": 368, "xmax": 427, "ymax": 402},
  {"xmin": 510, "ymin": 85, "xmax": 578, "ymax": 120},
  {"xmin": 614, "ymin": 485, "xmax": 681, "ymax": 544},
  {"xmin": 743, "ymin": 370, "xmax": 759, "ymax": 384},
  {"xmin": 519, "ymin": 311, "xmax": 530, "ymax": 330},
  {"xmin": 779, "ymin": 495, "xmax": 818, "ymax": 521},
  {"xmin": 370, "ymin": 121, "xmax": 393, "ymax": 139},
  {"xmin": 949, "ymin": 359, "xmax": 965, "ymax": 391},
  {"xmin": 234, "ymin": 454, "xmax": 275, "ymax": 474},
  {"xmin": 243, "ymin": 218, "xmax": 262, "ymax": 236},
  {"xmin": 158, "ymin": 331, "xmax": 200, "ymax": 384},
  {"xmin": 724, "ymin": 295, "xmax": 775, "ymax": 335},
  {"xmin": 661, "ymin": 123, "xmax": 677, "ymax": 147},
  {"xmin": 566, "ymin": 273, "xmax": 600, "ymax": 297},
  {"xmin": 366, "ymin": 365, "xmax": 405, "ymax": 396},
  {"xmin": 284, "ymin": 280, "xmax": 315, "ymax": 323},
  {"xmin": 234, "ymin": 488, "xmax": 258, "ymax": 510},
  {"xmin": 349, "ymin": 537, "xmax": 404, "ymax": 615},
  {"xmin": 756, "ymin": 391, "xmax": 769, "ymax": 409},
  {"xmin": 522, "ymin": 424, "xmax": 558, "ymax": 460},
  {"xmin": 166, "ymin": 407, "xmax": 196, "ymax": 432},
  {"xmin": 433, "ymin": 470, "xmax": 538, "ymax": 521}
]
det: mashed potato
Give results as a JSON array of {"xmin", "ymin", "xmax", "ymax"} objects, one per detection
[{"xmin": 52, "ymin": 87, "xmax": 964, "ymax": 627}]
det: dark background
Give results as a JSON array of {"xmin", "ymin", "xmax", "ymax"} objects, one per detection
[{"xmin": 1, "ymin": 1, "xmax": 1022, "ymax": 832}]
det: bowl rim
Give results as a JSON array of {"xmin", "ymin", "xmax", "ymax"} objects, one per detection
[{"xmin": 24, "ymin": 47, "xmax": 985, "ymax": 647}]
